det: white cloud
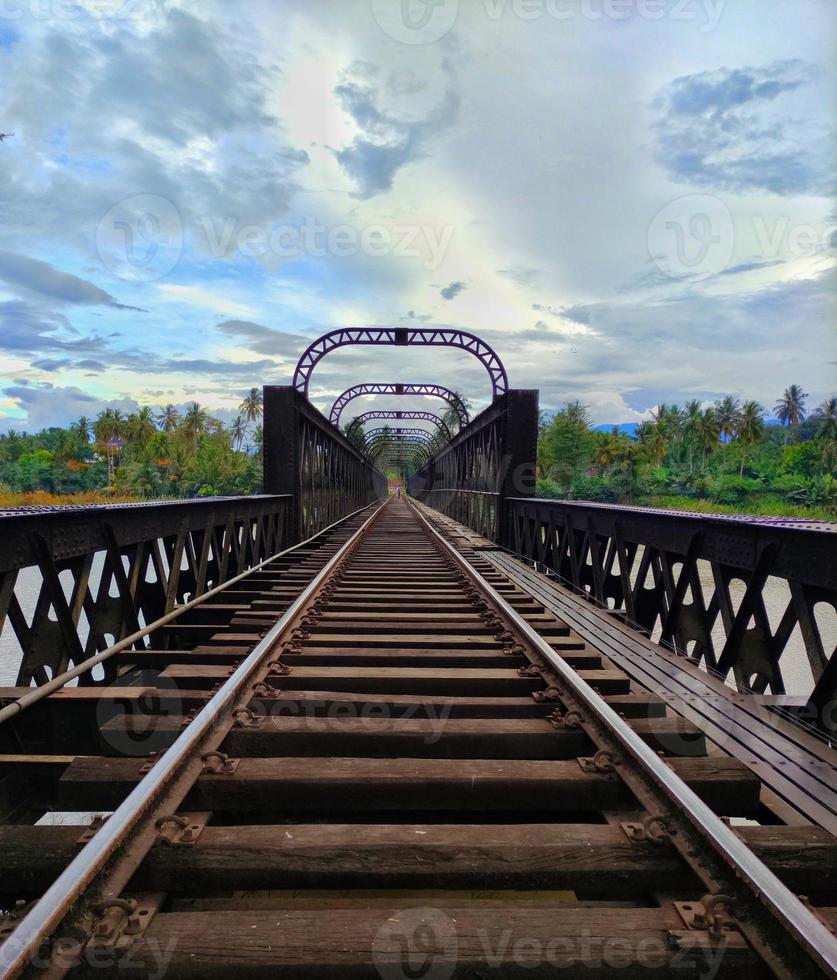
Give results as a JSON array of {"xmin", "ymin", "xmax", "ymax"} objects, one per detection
[{"xmin": 157, "ymin": 284, "xmax": 258, "ymax": 319}]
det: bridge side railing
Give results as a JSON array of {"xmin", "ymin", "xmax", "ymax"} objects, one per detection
[
  {"xmin": 407, "ymin": 390, "xmax": 539, "ymax": 545},
  {"xmin": 506, "ymin": 497, "xmax": 837, "ymax": 722},
  {"xmin": 0, "ymin": 495, "xmax": 291, "ymax": 686},
  {"xmin": 263, "ymin": 385, "xmax": 388, "ymax": 540}
]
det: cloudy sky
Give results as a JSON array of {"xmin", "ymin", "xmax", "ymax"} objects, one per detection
[{"xmin": 0, "ymin": 0, "xmax": 834, "ymax": 431}]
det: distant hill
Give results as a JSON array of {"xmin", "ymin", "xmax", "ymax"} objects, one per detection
[
  {"xmin": 592, "ymin": 423, "xmax": 640, "ymax": 436},
  {"xmin": 592, "ymin": 419, "xmax": 783, "ymax": 437}
]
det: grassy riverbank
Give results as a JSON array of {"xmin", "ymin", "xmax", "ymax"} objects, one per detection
[
  {"xmin": 0, "ymin": 490, "xmax": 143, "ymax": 508},
  {"xmin": 635, "ymin": 495, "xmax": 835, "ymax": 521}
]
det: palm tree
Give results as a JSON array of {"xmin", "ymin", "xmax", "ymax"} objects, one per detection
[
  {"xmin": 252, "ymin": 424, "xmax": 264, "ymax": 463},
  {"xmin": 812, "ymin": 397, "xmax": 837, "ymax": 442},
  {"xmin": 230, "ymin": 415, "xmax": 247, "ymax": 450},
  {"xmin": 344, "ymin": 417, "xmax": 366, "ymax": 451},
  {"xmin": 156, "ymin": 404, "xmax": 181, "ymax": 433},
  {"xmin": 735, "ymin": 400, "xmax": 764, "ymax": 476},
  {"xmin": 637, "ymin": 419, "xmax": 667, "ymax": 465},
  {"xmin": 715, "ymin": 396, "xmax": 740, "ymax": 443},
  {"xmin": 183, "ymin": 402, "xmax": 209, "ymax": 445},
  {"xmin": 75, "ymin": 416, "xmax": 92, "ymax": 443},
  {"xmin": 775, "ymin": 384, "xmax": 809, "ymax": 441},
  {"xmin": 593, "ymin": 427, "xmax": 625, "ymax": 470},
  {"xmin": 697, "ymin": 409, "xmax": 721, "ymax": 468},
  {"xmin": 239, "ymin": 388, "xmax": 263, "ymax": 429},
  {"xmin": 94, "ymin": 409, "xmax": 126, "ymax": 483},
  {"xmin": 126, "ymin": 406, "xmax": 156, "ymax": 447},
  {"xmin": 440, "ymin": 391, "xmax": 471, "ymax": 436},
  {"xmin": 682, "ymin": 400, "xmax": 703, "ymax": 475}
]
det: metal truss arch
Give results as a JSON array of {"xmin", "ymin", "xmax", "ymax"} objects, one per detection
[
  {"xmin": 330, "ymin": 383, "xmax": 470, "ymax": 428},
  {"xmin": 294, "ymin": 328, "xmax": 508, "ymax": 400},
  {"xmin": 352, "ymin": 411, "xmax": 451, "ymax": 440}
]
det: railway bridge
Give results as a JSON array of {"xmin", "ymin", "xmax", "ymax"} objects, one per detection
[{"xmin": 0, "ymin": 329, "xmax": 835, "ymax": 978}]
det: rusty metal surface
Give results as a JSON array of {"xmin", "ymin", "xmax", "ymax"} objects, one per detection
[
  {"xmin": 0, "ymin": 499, "xmax": 835, "ymax": 978},
  {"xmin": 0, "ymin": 496, "xmax": 292, "ymax": 687},
  {"xmin": 505, "ymin": 497, "xmax": 837, "ymax": 719}
]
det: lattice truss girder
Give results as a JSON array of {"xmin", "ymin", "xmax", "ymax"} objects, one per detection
[
  {"xmin": 298, "ymin": 419, "xmax": 388, "ymax": 538},
  {"xmin": 509, "ymin": 507, "xmax": 836, "ymax": 700},
  {"xmin": 293, "ymin": 329, "xmax": 508, "ymax": 400},
  {"xmin": 0, "ymin": 506, "xmax": 288, "ymax": 687},
  {"xmin": 329, "ymin": 384, "xmax": 469, "ymax": 428},
  {"xmin": 352, "ymin": 411, "xmax": 451, "ymax": 440}
]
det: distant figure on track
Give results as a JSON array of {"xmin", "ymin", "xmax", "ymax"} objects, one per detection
[{"xmin": 395, "ymin": 485, "xmax": 401, "ymax": 499}]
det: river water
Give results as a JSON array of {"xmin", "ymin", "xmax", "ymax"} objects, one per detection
[{"xmin": 2, "ymin": 561, "xmax": 833, "ymax": 696}]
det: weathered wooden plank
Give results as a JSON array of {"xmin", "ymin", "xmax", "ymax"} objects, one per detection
[
  {"xmin": 98, "ymin": 715, "xmax": 705, "ymax": 760},
  {"xmin": 58, "ymin": 756, "xmax": 760, "ymax": 813},
  {"xmin": 157, "ymin": 666, "xmax": 631, "ymax": 695},
  {"xmin": 4, "ymin": 823, "xmax": 830, "ymax": 896},
  {"xmin": 70, "ymin": 905, "xmax": 758, "ymax": 978}
]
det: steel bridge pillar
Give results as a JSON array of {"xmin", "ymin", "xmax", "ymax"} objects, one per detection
[
  {"xmin": 263, "ymin": 386, "xmax": 302, "ymax": 540},
  {"xmin": 497, "ymin": 389, "xmax": 539, "ymax": 548}
]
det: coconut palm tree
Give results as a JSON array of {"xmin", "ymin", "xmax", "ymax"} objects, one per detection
[
  {"xmin": 735, "ymin": 400, "xmax": 764, "ymax": 475},
  {"xmin": 440, "ymin": 391, "xmax": 471, "ymax": 437},
  {"xmin": 239, "ymin": 388, "xmax": 263, "ymax": 429},
  {"xmin": 812, "ymin": 397, "xmax": 837, "ymax": 442},
  {"xmin": 637, "ymin": 420, "xmax": 667, "ymax": 465},
  {"xmin": 715, "ymin": 396, "xmax": 740, "ymax": 443},
  {"xmin": 94, "ymin": 409, "xmax": 126, "ymax": 483},
  {"xmin": 126, "ymin": 406, "xmax": 156, "ymax": 447},
  {"xmin": 230, "ymin": 415, "xmax": 247, "ymax": 450},
  {"xmin": 156, "ymin": 404, "xmax": 181, "ymax": 433},
  {"xmin": 252, "ymin": 424, "xmax": 264, "ymax": 463},
  {"xmin": 774, "ymin": 384, "xmax": 809, "ymax": 441},
  {"xmin": 697, "ymin": 409, "xmax": 721, "ymax": 468},
  {"xmin": 682, "ymin": 400, "xmax": 703, "ymax": 475},
  {"xmin": 183, "ymin": 402, "xmax": 209, "ymax": 446},
  {"xmin": 344, "ymin": 417, "xmax": 366, "ymax": 452},
  {"xmin": 74, "ymin": 416, "xmax": 92, "ymax": 443},
  {"xmin": 593, "ymin": 427, "xmax": 625, "ymax": 470}
]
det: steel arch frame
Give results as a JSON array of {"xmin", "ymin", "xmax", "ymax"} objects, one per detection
[
  {"xmin": 367, "ymin": 435, "xmax": 433, "ymax": 462},
  {"xmin": 294, "ymin": 328, "xmax": 508, "ymax": 400},
  {"xmin": 364, "ymin": 427, "xmax": 437, "ymax": 442},
  {"xmin": 352, "ymin": 411, "xmax": 451, "ymax": 440},
  {"xmin": 330, "ymin": 383, "xmax": 470, "ymax": 428}
]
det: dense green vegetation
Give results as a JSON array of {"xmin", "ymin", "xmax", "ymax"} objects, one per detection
[
  {"xmin": 1, "ymin": 384, "xmax": 834, "ymax": 518},
  {"xmin": 0, "ymin": 390, "xmax": 264, "ymax": 500},
  {"xmin": 537, "ymin": 387, "xmax": 836, "ymax": 518}
]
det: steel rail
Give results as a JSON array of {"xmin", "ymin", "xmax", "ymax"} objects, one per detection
[
  {"xmin": 0, "ymin": 497, "xmax": 390, "ymax": 979},
  {"xmin": 0, "ymin": 499, "xmax": 384, "ymax": 727},
  {"xmin": 408, "ymin": 499, "xmax": 837, "ymax": 979}
]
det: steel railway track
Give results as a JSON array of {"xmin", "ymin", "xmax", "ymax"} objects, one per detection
[{"xmin": 0, "ymin": 498, "xmax": 835, "ymax": 978}]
